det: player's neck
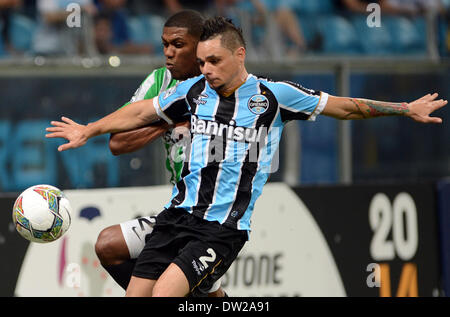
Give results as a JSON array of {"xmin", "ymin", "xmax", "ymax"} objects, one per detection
[
  {"xmin": 219, "ymin": 70, "xmax": 249, "ymax": 97},
  {"xmin": 178, "ymin": 70, "xmax": 202, "ymax": 81}
]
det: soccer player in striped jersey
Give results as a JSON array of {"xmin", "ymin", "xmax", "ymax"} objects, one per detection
[
  {"xmin": 93, "ymin": 10, "xmax": 226, "ymax": 297},
  {"xmin": 46, "ymin": 17, "xmax": 447, "ymax": 296}
]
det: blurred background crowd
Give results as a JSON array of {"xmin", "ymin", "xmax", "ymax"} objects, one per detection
[
  {"xmin": 0, "ymin": 1, "xmax": 449, "ymax": 191},
  {"xmin": 0, "ymin": 0, "xmax": 449, "ymax": 60}
]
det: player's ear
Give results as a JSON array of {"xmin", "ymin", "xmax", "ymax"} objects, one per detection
[{"xmin": 235, "ymin": 46, "xmax": 246, "ymax": 62}]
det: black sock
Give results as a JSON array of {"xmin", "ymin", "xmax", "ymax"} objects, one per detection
[{"xmin": 102, "ymin": 259, "xmax": 137, "ymax": 290}]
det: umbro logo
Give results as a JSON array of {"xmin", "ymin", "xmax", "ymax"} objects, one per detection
[
  {"xmin": 193, "ymin": 93, "xmax": 208, "ymax": 105},
  {"xmin": 192, "ymin": 260, "xmax": 205, "ymax": 276}
]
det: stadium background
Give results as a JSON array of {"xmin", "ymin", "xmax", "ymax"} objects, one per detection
[{"xmin": 0, "ymin": 0, "xmax": 449, "ymax": 297}]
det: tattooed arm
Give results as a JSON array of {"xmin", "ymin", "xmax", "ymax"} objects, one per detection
[{"xmin": 322, "ymin": 93, "xmax": 447, "ymax": 123}]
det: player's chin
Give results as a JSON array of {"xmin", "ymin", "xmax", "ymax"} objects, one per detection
[
  {"xmin": 207, "ymin": 79, "xmax": 222, "ymax": 90},
  {"xmin": 169, "ymin": 68, "xmax": 182, "ymax": 79}
]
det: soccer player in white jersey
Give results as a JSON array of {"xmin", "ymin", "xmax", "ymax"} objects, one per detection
[
  {"xmin": 93, "ymin": 10, "xmax": 225, "ymax": 297},
  {"xmin": 46, "ymin": 17, "xmax": 447, "ymax": 296}
]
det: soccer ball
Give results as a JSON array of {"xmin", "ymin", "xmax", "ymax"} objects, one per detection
[{"xmin": 12, "ymin": 184, "xmax": 72, "ymax": 243}]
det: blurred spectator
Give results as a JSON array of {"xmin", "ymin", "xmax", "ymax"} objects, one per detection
[
  {"xmin": 94, "ymin": 0, "xmax": 152, "ymax": 54},
  {"xmin": 259, "ymin": 0, "xmax": 307, "ymax": 54},
  {"xmin": 447, "ymin": 21, "xmax": 450, "ymax": 55},
  {"xmin": 21, "ymin": 0, "xmax": 36, "ymax": 18},
  {"xmin": 125, "ymin": 0, "xmax": 166, "ymax": 16},
  {"xmin": 447, "ymin": 3, "xmax": 450, "ymax": 55},
  {"xmin": 0, "ymin": 0, "xmax": 22, "ymax": 55},
  {"xmin": 93, "ymin": 12, "xmax": 151, "ymax": 54},
  {"xmin": 215, "ymin": 0, "xmax": 306, "ymax": 58},
  {"xmin": 337, "ymin": 0, "xmax": 379, "ymax": 14},
  {"xmin": 93, "ymin": 12, "xmax": 113, "ymax": 54},
  {"xmin": 386, "ymin": 0, "xmax": 443, "ymax": 15},
  {"xmin": 33, "ymin": 0, "xmax": 97, "ymax": 56},
  {"xmin": 337, "ymin": 0, "xmax": 440, "ymax": 15},
  {"xmin": 215, "ymin": 0, "xmax": 265, "ymax": 23},
  {"xmin": 163, "ymin": 0, "xmax": 213, "ymax": 15}
]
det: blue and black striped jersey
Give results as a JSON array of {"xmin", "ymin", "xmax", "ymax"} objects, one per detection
[{"xmin": 153, "ymin": 74, "xmax": 328, "ymax": 233}]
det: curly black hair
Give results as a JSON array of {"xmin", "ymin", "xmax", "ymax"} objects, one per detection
[{"xmin": 164, "ymin": 10, "xmax": 205, "ymax": 39}]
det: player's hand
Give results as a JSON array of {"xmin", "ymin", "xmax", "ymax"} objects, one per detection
[
  {"xmin": 45, "ymin": 117, "xmax": 88, "ymax": 151},
  {"xmin": 407, "ymin": 93, "xmax": 447, "ymax": 124}
]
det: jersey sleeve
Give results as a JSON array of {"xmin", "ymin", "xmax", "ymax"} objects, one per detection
[
  {"xmin": 121, "ymin": 68, "xmax": 165, "ymax": 109},
  {"xmin": 272, "ymin": 81, "xmax": 329, "ymax": 122},
  {"xmin": 153, "ymin": 76, "xmax": 201, "ymax": 124}
]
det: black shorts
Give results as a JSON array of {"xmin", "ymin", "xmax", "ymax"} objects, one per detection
[{"xmin": 132, "ymin": 207, "xmax": 247, "ymax": 296}]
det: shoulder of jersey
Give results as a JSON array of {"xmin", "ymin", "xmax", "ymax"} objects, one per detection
[
  {"xmin": 160, "ymin": 66, "xmax": 204, "ymax": 86},
  {"xmin": 161, "ymin": 75, "xmax": 204, "ymax": 99},
  {"xmin": 179, "ymin": 74, "xmax": 205, "ymax": 84},
  {"xmin": 250, "ymin": 74, "xmax": 287, "ymax": 88},
  {"xmin": 139, "ymin": 66, "xmax": 166, "ymax": 87},
  {"xmin": 252, "ymin": 74, "xmax": 318, "ymax": 96},
  {"xmin": 169, "ymin": 74, "xmax": 205, "ymax": 90},
  {"xmin": 149, "ymin": 66, "xmax": 166, "ymax": 78},
  {"xmin": 251, "ymin": 74, "xmax": 275, "ymax": 82}
]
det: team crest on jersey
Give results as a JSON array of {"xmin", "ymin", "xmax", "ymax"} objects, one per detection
[
  {"xmin": 248, "ymin": 94, "xmax": 269, "ymax": 115},
  {"xmin": 193, "ymin": 93, "xmax": 208, "ymax": 105}
]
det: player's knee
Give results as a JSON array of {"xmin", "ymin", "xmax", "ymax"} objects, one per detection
[
  {"xmin": 151, "ymin": 264, "xmax": 190, "ymax": 297},
  {"xmin": 95, "ymin": 225, "xmax": 128, "ymax": 266},
  {"xmin": 151, "ymin": 284, "xmax": 189, "ymax": 297},
  {"xmin": 151, "ymin": 284, "xmax": 170, "ymax": 297}
]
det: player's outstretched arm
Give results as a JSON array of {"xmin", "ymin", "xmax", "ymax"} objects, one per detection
[
  {"xmin": 109, "ymin": 120, "xmax": 170, "ymax": 155},
  {"xmin": 109, "ymin": 120, "xmax": 190, "ymax": 155},
  {"xmin": 322, "ymin": 93, "xmax": 447, "ymax": 123},
  {"xmin": 45, "ymin": 98, "xmax": 159, "ymax": 151}
]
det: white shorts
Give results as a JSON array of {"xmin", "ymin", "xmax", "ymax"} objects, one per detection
[{"xmin": 119, "ymin": 216, "xmax": 222, "ymax": 293}]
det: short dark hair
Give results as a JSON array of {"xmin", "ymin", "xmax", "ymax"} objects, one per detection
[
  {"xmin": 200, "ymin": 16, "xmax": 246, "ymax": 51},
  {"xmin": 164, "ymin": 10, "xmax": 205, "ymax": 39}
]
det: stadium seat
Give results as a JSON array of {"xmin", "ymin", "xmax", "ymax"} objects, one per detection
[
  {"xmin": 438, "ymin": 16, "xmax": 448, "ymax": 56},
  {"xmin": 384, "ymin": 16, "xmax": 427, "ymax": 55},
  {"xmin": 290, "ymin": 0, "xmax": 336, "ymax": 14},
  {"xmin": 126, "ymin": 16, "xmax": 148, "ymax": 45},
  {"xmin": 127, "ymin": 15, "xmax": 164, "ymax": 55},
  {"xmin": 299, "ymin": 117, "xmax": 338, "ymax": 184},
  {"xmin": 0, "ymin": 121, "xmax": 11, "ymax": 190},
  {"xmin": 11, "ymin": 120, "xmax": 57, "ymax": 189},
  {"xmin": 351, "ymin": 15, "xmax": 393, "ymax": 55},
  {"xmin": 141, "ymin": 14, "xmax": 165, "ymax": 55},
  {"xmin": 0, "ymin": 19, "xmax": 7, "ymax": 57},
  {"xmin": 296, "ymin": 14, "xmax": 321, "ymax": 50},
  {"xmin": 9, "ymin": 14, "xmax": 36, "ymax": 52},
  {"xmin": 126, "ymin": 15, "xmax": 164, "ymax": 55},
  {"xmin": 316, "ymin": 15, "xmax": 361, "ymax": 54},
  {"xmin": 0, "ymin": 34, "xmax": 5, "ymax": 57}
]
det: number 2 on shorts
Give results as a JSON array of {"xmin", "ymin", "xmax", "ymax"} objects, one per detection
[{"xmin": 199, "ymin": 248, "xmax": 216, "ymax": 269}]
